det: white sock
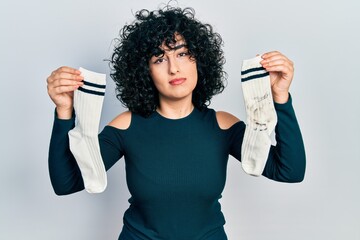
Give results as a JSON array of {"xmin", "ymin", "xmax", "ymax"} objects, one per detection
[
  {"xmin": 68, "ymin": 67, "xmax": 107, "ymax": 193},
  {"xmin": 240, "ymin": 56, "xmax": 277, "ymax": 176}
]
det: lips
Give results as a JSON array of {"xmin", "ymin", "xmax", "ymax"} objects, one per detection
[{"xmin": 169, "ymin": 78, "xmax": 186, "ymax": 85}]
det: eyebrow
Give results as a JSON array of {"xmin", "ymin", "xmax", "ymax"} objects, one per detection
[
  {"xmin": 172, "ymin": 44, "xmax": 187, "ymax": 50},
  {"xmin": 162, "ymin": 43, "xmax": 187, "ymax": 52}
]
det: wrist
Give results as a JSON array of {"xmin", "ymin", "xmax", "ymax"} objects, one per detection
[
  {"xmin": 56, "ymin": 107, "xmax": 73, "ymax": 119},
  {"xmin": 272, "ymin": 92, "xmax": 289, "ymax": 104}
]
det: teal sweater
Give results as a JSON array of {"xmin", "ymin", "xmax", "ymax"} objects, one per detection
[{"xmin": 48, "ymin": 96, "xmax": 305, "ymax": 239}]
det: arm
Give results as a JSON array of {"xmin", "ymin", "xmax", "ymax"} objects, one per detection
[
  {"xmin": 48, "ymin": 112, "xmax": 84, "ymax": 195},
  {"xmin": 47, "ymin": 67, "xmax": 84, "ymax": 195},
  {"xmin": 262, "ymin": 95, "xmax": 306, "ymax": 182},
  {"xmin": 261, "ymin": 51, "xmax": 305, "ymax": 182},
  {"xmin": 48, "ymin": 111, "xmax": 124, "ymax": 195},
  {"xmin": 227, "ymin": 94, "xmax": 306, "ymax": 182}
]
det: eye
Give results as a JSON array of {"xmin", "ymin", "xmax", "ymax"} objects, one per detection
[
  {"xmin": 178, "ymin": 52, "xmax": 189, "ymax": 57},
  {"xmin": 153, "ymin": 58, "xmax": 165, "ymax": 64}
]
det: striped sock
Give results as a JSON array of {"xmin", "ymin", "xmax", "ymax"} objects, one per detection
[
  {"xmin": 68, "ymin": 67, "xmax": 107, "ymax": 193},
  {"xmin": 240, "ymin": 56, "xmax": 277, "ymax": 176}
]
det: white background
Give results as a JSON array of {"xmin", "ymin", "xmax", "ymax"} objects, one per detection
[{"xmin": 1, "ymin": 0, "xmax": 359, "ymax": 239}]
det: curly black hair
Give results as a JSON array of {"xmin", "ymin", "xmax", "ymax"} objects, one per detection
[{"xmin": 110, "ymin": 6, "xmax": 226, "ymax": 117}]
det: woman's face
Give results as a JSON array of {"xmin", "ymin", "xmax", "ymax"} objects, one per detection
[{"xmin": 149, "ymin": 35, "xmax": 197, "ymax": 104}]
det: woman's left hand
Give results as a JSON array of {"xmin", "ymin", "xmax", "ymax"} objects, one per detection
[{"xmin": 260, "ymin": 51, "xmax": 294, "ymax": 103}]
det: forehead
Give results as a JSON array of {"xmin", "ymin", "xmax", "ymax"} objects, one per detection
[{"xmin": 160, "ymin": 34, "xmax": 187, "ymax": 51}]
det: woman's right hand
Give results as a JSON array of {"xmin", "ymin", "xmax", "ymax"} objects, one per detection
[{"xmin": 47, "ymin": 66, "xmax": 84, "ymax": 119}]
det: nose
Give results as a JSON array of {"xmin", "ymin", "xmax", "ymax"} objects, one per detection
[{"xmin": 168, "ymin": 56, "xmax": 179, "ymax": 75}]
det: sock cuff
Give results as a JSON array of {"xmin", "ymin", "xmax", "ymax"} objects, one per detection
[
  {"xmin": 241, "ymin": 56, "xmax": 269, "ymax": 82},
  {"xmin": 78, "ymin": 67, "xmax": 106, "ymax": 96}
]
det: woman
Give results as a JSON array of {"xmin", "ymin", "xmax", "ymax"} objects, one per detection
[{"xmin": 47, "ymin": 6, "xmax": 305, "ymax": 240}]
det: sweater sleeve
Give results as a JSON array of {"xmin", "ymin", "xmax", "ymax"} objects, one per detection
[
  {"xmin": 48, "ymin": 111, "xmax": 124, "ymax": 195},
  {"xmin": 261, "ymin": 94, "xmax": 306, "ymax": 182}
]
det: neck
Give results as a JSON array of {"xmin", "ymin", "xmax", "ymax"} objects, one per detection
[{"xmin": 157, "ymin": 97, "xmax": 194, "ymax": 119}]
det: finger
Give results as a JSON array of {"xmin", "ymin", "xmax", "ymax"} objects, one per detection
[
  {"xmin": 261, "ymin": 52, "xmax": 293, "ymax": 66},
  {"xmin": 261, "ymin": 51, "xmax": 283, "ymax": 59},
  {"xmin": 265, "ymin": 59, "xmax": 292, "ymax": 70},
  {"xmin": 58, "ymin": 72, "xmax": 84, "ymax": 81},
  {"xmin": 262, "ymin": 58, "xmax": 291, "ymax": 68},
  {"xmin": 261, "ymin": 54, "xmax": 288, "ymax": 63},
  {"xmin": 52, "ymin": 85, "xmax": 80, "ymax": 94},
  {"xmin": 51, "ymin": 72, "xmax": 84, "ymax": 83},
  {"xmin": 56, "ymin": 66, "xmax": 82, "ymax": 75},
  {"xmin": 262, "ymin": 53, "xmax": 291, "ymax": 66},
  {"xmin": 49, "ymin": 66, "xmax": 82, "ymax": 79},
  {"xmin": 48, "ymin": 67, "xmax": 83, "ymax": 83},
  {"xmin": 262, "ymin": 58, "xmax": 293, "ymax": 71},
  {"xmin": 265, "ymin": 65, "xmax": 293, "ymax": 77},
  {"xmin": 51, "ymin": 79, "xmax": 84, "ymax": 88},
  {"xmin": 261, "ymin": 52, "xmax": 293, "ymax": 64}
]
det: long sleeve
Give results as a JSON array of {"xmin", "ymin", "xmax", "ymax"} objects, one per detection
[
  {"xmin": 48, "ymin": 111, "xmax": 124, "ymax": 195},
  {"xmin": 262, "ymin": 95, "xmax": 306, "ymax": 182},
  {"xmin": 48, "ymin": 112, "xmax": 85, "ymax": 195}
]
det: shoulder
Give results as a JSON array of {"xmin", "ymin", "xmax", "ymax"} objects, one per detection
[
  {"xmin": 215, "ymin": 111, "xmax": 240, "ymax": 130},
  {"xmin": 108, "ymin": 111, "xmax": 132, "ymax": 130}
]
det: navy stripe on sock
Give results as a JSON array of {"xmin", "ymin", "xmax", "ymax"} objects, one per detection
[
  {"xmin": 241, "ymin": 72, "xmax": 269, "ymax": 82},
  {"xmin": 78, "ymin": 87, "xmax": 105, "ymax": 96},
  {"xmin": 82, "ymin": 80, "xmax": 106, "ymax": 89},
  {"xmin": 241, "ymin": 66, "xmax": 266, "ymax": 75}
]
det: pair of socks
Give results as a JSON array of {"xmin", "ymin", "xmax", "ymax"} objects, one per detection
[
  {"xmin": 68, "ymin": 67, "xmax": 107, "ymax": 193},
  {"xmin": 241, "ymin": 56, "xmax": 277, "ymax": 176}
]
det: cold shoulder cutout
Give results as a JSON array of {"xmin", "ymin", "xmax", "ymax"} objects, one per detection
[
  {"xmin": 216, "ymin": 111, "xmax": 240, "ymax": 130},
  {"xmin": 108, "ymin": 111, "xmax": 132, "ymax": 130}
]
